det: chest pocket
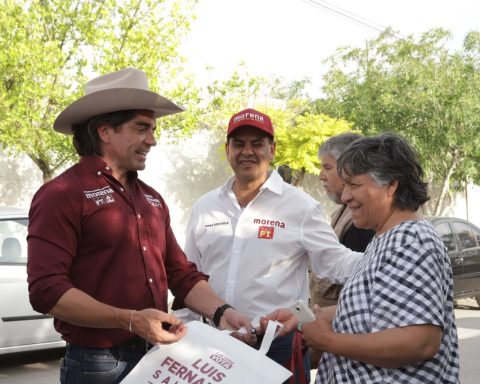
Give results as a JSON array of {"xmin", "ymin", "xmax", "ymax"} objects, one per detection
[{"xmin": 142, "ymin": 204, "xmax": 168, "ymax": 252}]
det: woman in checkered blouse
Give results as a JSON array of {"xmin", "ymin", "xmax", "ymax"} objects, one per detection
[{"xmin": 264, "ymin": 133, "xmax": 460, "ymax": 383}]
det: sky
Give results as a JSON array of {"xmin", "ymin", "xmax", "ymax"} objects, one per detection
[{"xmin": 180, "ymin": 0, "xmax": 480, "ymax": 95}]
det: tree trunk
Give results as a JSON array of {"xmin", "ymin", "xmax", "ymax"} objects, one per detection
[
  {"xmin": 29, "ymin": 155, "xmax": 54, "ymax": 183},
  {"xmin": 292, "ymin": 168, "xmax": 306, "ymax": 187},
  {"xmin": 433, "ymin": 153, "xmax": 459, "ymax": 216}
]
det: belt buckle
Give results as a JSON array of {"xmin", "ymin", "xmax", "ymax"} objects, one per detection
[{"xmin": 125, "ymin": 336, "xmax": 149, "ymax": 352}]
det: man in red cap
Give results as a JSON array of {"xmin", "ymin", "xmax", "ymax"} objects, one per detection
[
  {"xmin": 27, "ymin": 69, "xmax": 254, "ymax": 384},
  {"xmin": 180, "ymin": 108, "xmax": 362, "ymax": 383}
]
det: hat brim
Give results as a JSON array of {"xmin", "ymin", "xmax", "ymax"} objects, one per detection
[{"xmin": 53, "ymin": 88, "xmax": 185, "ymax": 134}]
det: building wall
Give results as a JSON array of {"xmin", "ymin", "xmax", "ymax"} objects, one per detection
[
  {"xmin": 0, "ymin": 151, "xmax": 43, "ymax": 210},
  {"xmin": 452, "ymin": 183, "xmax": 480, "ymax": 227}
]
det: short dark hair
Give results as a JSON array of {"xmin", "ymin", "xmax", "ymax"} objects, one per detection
[
  {"xmin": 318, "ymin": 132, "xmax": 363, "ymax": 160},
  {"xmin": 71, "ymin": 110, "xmax": 138, "ymax": 156},
  {"xmin": 337, "ymin": 133, "xmax": 429, "ymax": 211}
]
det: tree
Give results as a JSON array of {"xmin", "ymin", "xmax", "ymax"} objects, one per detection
[
  {"xmin": 0, "ymin": 0, "xmax": 199, "ymax": 182},
  {"xmin": 254, "ymin": 79, "xmax": 357, "ymax": 186},
  {"xmin": 196, "ymin": 65, "xmax": 270, "ymax": 136},
  {"xmin": 270, "ymin": 108, "xmax": 354, "ymax": 186},
  {"xmin": 317, "ymin": 28, "xmax": 480, "ymax": 215}
]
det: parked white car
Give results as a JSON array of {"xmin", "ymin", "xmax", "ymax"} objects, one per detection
[{"xmin": 0, "ymin": 206, "xmax": 64, "ymax": 355}]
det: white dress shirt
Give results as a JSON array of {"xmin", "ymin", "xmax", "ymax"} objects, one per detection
[{"xmin": 184, "ymin": 171, "xmax": 362, "ymax": 319}]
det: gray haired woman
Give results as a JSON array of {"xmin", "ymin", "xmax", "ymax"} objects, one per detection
[{"xmin": 263, "ymin": 133, "xmax": 460, "ymax": 383}]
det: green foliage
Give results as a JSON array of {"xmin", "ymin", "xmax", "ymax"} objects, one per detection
[
  {"xmin": 0, "ymin": 0, "xmax": 199, "ymax": 181},
  {"xmin": 192, "ymin": 65, "xmax": 278, "ymax": 140},
  {"xmin": 272, "ymin": 110, "xmax": 354, "ymax": 175},
  {"xmin": 318, "ymin": 28, "xmax": 480, "ymax": 214},
  {"xmin": 263, "ymin": 79, "xmax": 359, "ymax": 184}
]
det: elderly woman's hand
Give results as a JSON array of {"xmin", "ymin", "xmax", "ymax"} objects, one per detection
[{"xmin": 301, "ymin": 305, "xmax": 334, "ymax": 352}]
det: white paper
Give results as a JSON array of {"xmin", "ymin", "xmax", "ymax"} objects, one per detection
[{"xmin": 121, "ymin": 320, "xmax": 292, "ymax": 384}]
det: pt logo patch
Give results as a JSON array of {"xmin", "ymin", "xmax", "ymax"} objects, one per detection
[{"xmin": 258, "ymin": 226, "xmax": 274, "ymax": 239}]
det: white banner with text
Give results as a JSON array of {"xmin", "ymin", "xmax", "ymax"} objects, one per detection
[{"xmin": 121, "ymin": 320, "xmax": 291, "ymax": 384}]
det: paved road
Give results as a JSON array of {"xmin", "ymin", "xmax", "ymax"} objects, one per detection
[
  {"xmin": 455, "ymin": 299, "xmax": 480, "ymax": 384},
  {"xmin": 1, "ymin": 301, "xmax": 479, "ymax": 383},
  {"xmin": 0, "ymin": 347, "xmax": 64, "ymax": 383}
]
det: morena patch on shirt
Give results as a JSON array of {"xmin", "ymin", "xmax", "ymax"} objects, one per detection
[
  {"xmin": 83, "ymin": 186, "xmax": 115, "ymax": 206},
  {"xmin": 258, "ymin": 226, "xmax": 274, "ymax": 239},
  {"xmin": 145, "ymin": 194, "xmax": 162, "ymax": 207},
  {"xmin": 253, "ymin": 218, "xmax": 285, "ymax": 229}
]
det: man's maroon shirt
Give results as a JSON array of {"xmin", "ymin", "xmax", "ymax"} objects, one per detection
[{"xmin": 27, "ymin": 156, "xmax": 207, "ymax": 348}]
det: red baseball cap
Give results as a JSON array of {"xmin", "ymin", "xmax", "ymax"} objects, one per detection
[{"xmin": 227, "ymin": 108, "xmax": 274, "ymax": 138}]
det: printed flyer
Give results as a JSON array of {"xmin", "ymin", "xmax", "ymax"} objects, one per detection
[{"xmin": 121, "ymin": 321, "xmax": 292, "ymax": 384}]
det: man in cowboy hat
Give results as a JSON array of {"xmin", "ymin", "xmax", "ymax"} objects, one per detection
[{"xmin": 27, "ymin": 68, "xmax": 254, "ymax": 384}]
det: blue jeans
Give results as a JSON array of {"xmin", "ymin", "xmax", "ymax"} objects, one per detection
[
  {"xmin": 258, "ymin": 332, "xmax": 311, "ymax": 384},
  {"xmin": 60, "ymin": 342, "xmax": 147, "ymax": 384}
]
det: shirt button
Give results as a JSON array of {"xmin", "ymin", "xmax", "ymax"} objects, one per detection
[
  {"xmin": 97, "ymin": 171, "xmax": 101, "ymax": 176},
  {"xmin": 142, "ymin": 246, "xmax": 147, "ymax": 251},
  {"xmin": 148, "ymin": 278, "xmax": 153, "ymax": 283},
  {"xmin": 120, "ymin": 188, "xmax": 124, "ymax": 192},
  {"xmin": 105, "ymin": 166, "xmax": 110, "ymax": 170},
  {"xmin": 137, "ymin": 214, "xmax": 141, "ymax": 219}
]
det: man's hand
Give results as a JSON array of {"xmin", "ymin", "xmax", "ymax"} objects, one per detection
[
  {"xmin": 220, "ymin": 308, "xmax": 257, "ymax": 345},
  {"xmin": 259, "ymin": 308, "xmax": 299, "ymax": 337},
  {"xmin": 130, "ymin": 308, "xmax": 187, "ymax": 345}
]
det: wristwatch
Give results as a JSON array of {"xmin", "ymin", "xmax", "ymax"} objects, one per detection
[{"xmin": 213, "ymin": 304, "xmax": 234, "ymax": 327}]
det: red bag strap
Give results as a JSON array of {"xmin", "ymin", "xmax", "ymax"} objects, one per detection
[{"xmin": 288, "ymin": 331, "xmax": 308, "ymax": 384}]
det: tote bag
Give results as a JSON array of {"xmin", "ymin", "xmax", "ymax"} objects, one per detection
[{"xmin": 121, "ymin": 320, "xmax": 292, "ymax": 384}]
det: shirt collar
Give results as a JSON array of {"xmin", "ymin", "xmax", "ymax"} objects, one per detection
[
  {"xmin": 79, "ymin": 155, "xmax": 138, "ymax": 182},
  {"xmin": 220, "ymin": 170, "xmax": 284, "ymax": 196}
]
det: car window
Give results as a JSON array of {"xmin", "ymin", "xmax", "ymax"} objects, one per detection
[
  {"xmin": 434, "ymin": 222, "xmax": 458, "ymax": 252},
  {"xmin": 452, "ymin": 221, "xmax": 479, "ymax": 250},
  {"xmin": 0, "ymin": 218, "xmax": 28, "ymax": 265}
]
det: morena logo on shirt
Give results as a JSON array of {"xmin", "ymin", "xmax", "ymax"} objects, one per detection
[
  {"xmin": 145, "ymin": 194, "xmax": 162, "ymax": 207},
  {"xmin": 83, "ymin": 186, "xmax": 115, "ymax": 206},
  {"xmin": 253, "ymin": 218, "xmax": 285, "ymax": 229}
]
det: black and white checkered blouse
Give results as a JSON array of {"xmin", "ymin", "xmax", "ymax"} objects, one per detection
[{"xmin": 316, "ymin": 220, "xmax": 460, "ymax": 383}]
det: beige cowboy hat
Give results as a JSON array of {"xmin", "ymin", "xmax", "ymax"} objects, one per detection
[{"xmin": 53, "ymin": 68, "xmax": 185, "ymax": 134}]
